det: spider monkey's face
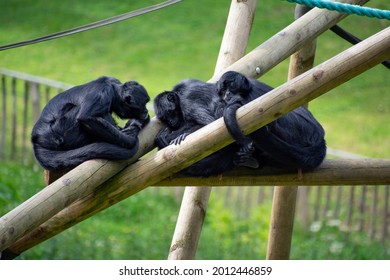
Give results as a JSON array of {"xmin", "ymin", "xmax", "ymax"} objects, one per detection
[
  {"xmin": 154, "ymin": 91, "xmax": 184, "ymax": 130},
  {"xmin": 216, "ymin": 71, "xmax": 251, "ymax": 103},
  {"xmin": 117, "ymin": 81, "xmax": 150, "ymax": 123}
]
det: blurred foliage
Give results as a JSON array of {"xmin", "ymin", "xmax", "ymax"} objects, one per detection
[{"xmin": 291, "ymin": 221, "xmax": 390, "ymax": 260}]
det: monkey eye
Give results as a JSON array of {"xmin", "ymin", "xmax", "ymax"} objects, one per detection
[{"xmin": 48, "ymin": 119, "xmax": 56, "ymax": 126}]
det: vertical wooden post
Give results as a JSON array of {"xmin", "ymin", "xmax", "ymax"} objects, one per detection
[
  {"xmin": 369, "ymin": 185, "xmax": 378, "ymax": 239},
  {"xmin": 266, "ymin": 186, "xmax": 299, "ymax": 260},
  {"xmin": 297, "ymin": 186, "xmax": 310, "ymax": 229},
  {"xmin": 266, "ymin": 4, "xmax": 316, "ymax": 260},
  {"xmin": 323, "ymin": 186, "xmax": 332, "ymax": 218},
  {"xmin": 334, "ymin": 187, "xmax": 343, "ymax": 219},
  {"xmin": 358, "ymin": 185, "xmax": 367, "ymax": 232},
  {"xmin": 346, "ymin": 185, "xmax": 356, "ymax": 229},
  {"xmin": 381, "ymin": 185, "xmax": 389, "ymax": 243},
  {"xmin": 30, "ymin": 82, "xmax": 40, "ymax": 123},
  {"xmin": 168, "ymin": 0, "xmax": 257, "ymax": 260},
  {"xmin": 21, "ymin": 81, "xmax": 29, "ymax": 163},
  {"xmin": 10, "ymin": 77, "xmax": 17, "ymax": 160},
  {"xmin": 314, "ymin": 186, "xmax": 322, "ymax": 221},
  {"xmin": 0, "ymin": 75, "xmax": 7, "ymax": 160}
]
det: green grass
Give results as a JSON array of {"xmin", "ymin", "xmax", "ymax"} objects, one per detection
[{"xmin": 0, "ymin": 0, "xmax": 389, "ymax": 260}]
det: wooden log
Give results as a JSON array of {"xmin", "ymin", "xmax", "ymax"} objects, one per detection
[
  {"xmin": 266, "ymin": 3, "xmax": 316, "ymax": 260},
  {"xmin": 213, "ymin": 0, "xmax": 258, "ymax": 74},
  {"xmin": 2, "ymin": 26, "xmax": 389, "ymax": 258},
  {"xmin": 168, "ymin": 186, "xmax": 212, "ymax": 259},
  {"xmin": 168, "ymin": 0, "xmax": 257, "ymax": 260},
  {"xmin": 266, "ymin": 186, "xmax": 298, "ymax": 260},
  {"xmin": 156, "ymin": 159, "xmax": 390, "ymax": 186}
]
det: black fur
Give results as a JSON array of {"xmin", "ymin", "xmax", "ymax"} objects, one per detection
[
  {"xmin": 31, "ymin": 76, "xmax": 150, "ymax": 171},
  {"xmin": 154, "ymin": 79, "xmax": 239, "ymax": 176},
  {"xmin": 216, "ymin": 71, "xmax": 326, "ymax": 170}
]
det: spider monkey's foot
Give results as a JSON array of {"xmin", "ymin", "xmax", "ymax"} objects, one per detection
[{"xmin": 235, "ymin": 156, "xmax": 260, "ymax": 169}]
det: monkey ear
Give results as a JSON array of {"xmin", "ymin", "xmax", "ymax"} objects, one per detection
[
  {"xmin": 167, "ymin": 92, "xmax": 177, "ymax": 102},
  {"xmin": 240, "ymin": 76, "xmax": 251, "ymax": 93},
  {"xmin": 216, "ymin": 82, "xmax": 222, "ymax": 95}
]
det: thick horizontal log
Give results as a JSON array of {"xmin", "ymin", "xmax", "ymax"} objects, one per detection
[{"xmin": 156, "ymin": 159, "xmax": 390, "ymax": 186}]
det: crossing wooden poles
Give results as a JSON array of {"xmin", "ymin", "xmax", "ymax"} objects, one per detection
[{"xmin": 168, "ymin": 0, "xmax": 258, "ymax": 260}]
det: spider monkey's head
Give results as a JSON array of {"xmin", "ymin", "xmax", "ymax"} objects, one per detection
[
  {"xmin": 116, "ymin": 81, "xmax": 150, "ymax": 124},
  {"xmin": 216, "ymin": 71, "xmax": 251, "ymax": 103},
  {"xmin": 154, "ymin": 91, "xmax": 184, "ymax": 130}
]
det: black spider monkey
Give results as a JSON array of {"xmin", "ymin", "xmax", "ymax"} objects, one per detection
[
  {"xmin": 216, "ymin": 71, "xmax": 327, "ymax": 171},
  {"xmin": 154, "ymin": 79, "xmax": 243, "ymax": 176},
  {"xmin": 31, "ymin": 76, "xmax": 150, "ymax": 171}
]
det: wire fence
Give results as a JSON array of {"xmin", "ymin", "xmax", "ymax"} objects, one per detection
[{"xmin": 0, "ymin": 68, "xmax": 71, "ymax": 164}]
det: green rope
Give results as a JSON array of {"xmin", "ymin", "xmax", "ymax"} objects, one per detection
[{"xmin": 286, "ymin": 0, "xmax": 390, "ymax": 20}]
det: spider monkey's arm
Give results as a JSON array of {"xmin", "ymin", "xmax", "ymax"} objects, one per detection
[
  {"xmin": 78, "ymin": 116, "xmax": 139, "ymax": 148},
  {"xmin": 155, "ymin": 122, "xmax": 202, "ymax": 148}
]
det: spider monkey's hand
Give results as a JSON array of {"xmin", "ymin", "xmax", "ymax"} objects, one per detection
[
  {"xmin": 154, "ymin": 127, "xmax": 172, "ymax": 148},
  {"xmin": 170, "ymin": 133, "xmax": 190, "ymax": 146},
  {"xmin": 124, "ymin": 117, "xmax": 150, "ymax": 129},
  {"xmin": 234, "ymin": 141, "xmax": 260, "ymax": 169},
  {"xmin": 122, "ymin": 119, "xmax": 144, "ymax": 137}
]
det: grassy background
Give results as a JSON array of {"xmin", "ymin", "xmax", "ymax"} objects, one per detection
[{"xmin": 0, "ymin": 0, "xmax": 389, "ymax": 259}]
